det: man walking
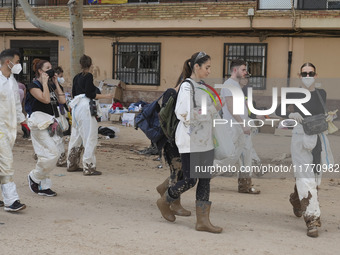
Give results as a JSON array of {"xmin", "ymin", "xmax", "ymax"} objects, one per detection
[
  {"xmin": 220, "ymin": 59, "xmax": 261, "ymax": 194},
  {"xmin": 0, "ymin": 49, "xmax": 26, "ymax": 211}
]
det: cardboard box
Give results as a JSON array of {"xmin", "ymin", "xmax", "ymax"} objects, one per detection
[
  {"xmin": 122, "ymin": 113, "xmax": 136, "ymax": 127},
  {"xmin": 103, "ymin": 79, "xmax": 126, "ymax": 90},
  {"xmin": 109, "ymin": 113, "xmax": 122, "ymax": 122},
  {"xmin": 259, "ymin": 123, "xmax": 276, "ymax": 134},
  {"xmin": 274, "ymin": 128, "xmax": 292, "ymax": 137},
  {"xmin": 111, "ymin": 86, "xmax": 123, "ymax": 102},
  {"xmin": 95, "ymin": 79, "xmax": 124, "ymax": 102}
]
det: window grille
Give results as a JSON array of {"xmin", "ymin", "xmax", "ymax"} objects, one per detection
[
  {"xmin": 223, "ymin": 43, "xmax": 267, "ymax": 90},
  {"xmin": 112, "ymin": 43, "xmax": 161, "ymax": 86}
]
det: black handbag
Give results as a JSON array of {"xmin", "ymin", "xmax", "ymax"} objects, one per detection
[
  {"xmin": 301, "ymin": 90, "xmax": 328, "ymax": 135},
  {"xmin": 302, "ymin": 114, "xmax": 327, "ymax": 135},
  {"xmin": 89, "ymin": 99, "xmax": 98, "ymax": 117}
]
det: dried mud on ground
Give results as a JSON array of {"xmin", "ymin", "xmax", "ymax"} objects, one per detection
[{"xmin": 1, "ymin": 123, "xmax": 340, "ymax": 255}]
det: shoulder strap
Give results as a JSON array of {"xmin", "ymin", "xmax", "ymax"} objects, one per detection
[
  {"xmin": 200, "ymin": 80, "xmax": 223, "ymax": 106},
  {"xmin": 33, "ymin": 80, "xmax": 43, "ymax": 89},
  {"xmin": 315, "ymin": 89, "xmax": 327, "ymax": 114},
  {"xmin": 183, "ymin": 78, "xmax": 197, "ymax": 108}
]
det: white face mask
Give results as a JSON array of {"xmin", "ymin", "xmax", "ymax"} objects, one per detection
[
  {"xmin": 301, "ymin": 77, "xmax": 315, "ymax": 88},
  {"xmin": 8, "ymin": 61, "xmax": 22, "ymax": 74},
  {"xmin": 57, "ymin": 77, "xmax": 65, "ymax": 84}
]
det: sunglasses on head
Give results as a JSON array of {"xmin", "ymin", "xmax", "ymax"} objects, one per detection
[
  {"xmin": 301, "ymin": 71, "xmax": 315, "ymax": 77},
  {"xmin": 194, "ymin": 52, "xmax": 207, "ymax": 64}
]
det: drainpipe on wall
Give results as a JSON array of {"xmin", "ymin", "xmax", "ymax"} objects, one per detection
[
  {"xmin": 287, "ymin": 37, "xmax": 293, "ymax": 87},
  {"xmin": 2, "ymin": 34, "xmax": 6, "ymax": 51},
  {"xmin": 12, "ymin": 0, "xmax": 17, "ymax": 31},
  {"xmin": 248, "ymin": 8, "xmax": 255, "ymax": 31}
]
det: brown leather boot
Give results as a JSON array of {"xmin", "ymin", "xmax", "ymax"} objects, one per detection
[
  {"xmin": 156, "ymin": 190, "xmax": 176, "ymax": 222},
  {"xmin": 195, "ymin": 201, "xmax": 222, "ymax": 233},
  {"xmin": 171, "ymin": 198, "xmax": 191, "ymax": 216},
  {"xmin": 156, "ymin": 178, "xmax": 169, "ymax": 196},
  {"xmin": 289, "ymin": 185, "xmax": 302, "ymax": 217}
]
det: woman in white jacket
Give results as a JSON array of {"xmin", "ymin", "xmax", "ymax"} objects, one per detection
[{"xmin": 156, "ymin": 52, "xmax": 222, "ymax": 233}]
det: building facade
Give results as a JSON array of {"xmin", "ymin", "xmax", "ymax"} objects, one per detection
[{"xmin": 0, "ymin": 0, "xmax": 339, "ymax": 109}]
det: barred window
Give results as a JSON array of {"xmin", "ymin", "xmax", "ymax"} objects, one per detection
[
  {"xmin": 112, "ymin": 43, "xmax": 161, "ymax": 86},
  {"xmin": 223, "ymin": 43, "xmax": 267, "ymax": 90},
  {"xmin": 259, "ymin": 0, "xmax": 340, "ymax": 10}
]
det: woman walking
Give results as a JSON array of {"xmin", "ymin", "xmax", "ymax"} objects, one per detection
[
  {"xmin": 156, "ymin": 52, "xmax": 222, "ymax": 233},
  {"xmin": 67, "ymin": 55, "xmax": 114, "ymax": 176},
  {"xmin": 156, "ymin": 89, "xmax": 191, "ymax": 217},
  {"xmin": 276, "ymin": 62, "xmax": 334, "ymax": 237},
  {"xmin": 27, "ymin": 59, "xmax": 66, "ymax": 196}
]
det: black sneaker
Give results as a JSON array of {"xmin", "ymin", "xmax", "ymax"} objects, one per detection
[
  {"xmin": 4, "ymin": 200, "xmax": 26, "ymax": 212},
  {"xmin": 38, "ymin": 189, "xmax": 57, "ymax": 197},
  {"xmin": 28, "ymin": 175, "xmax": 39, "ymax": 194},
  {"xmin": 0, "ymin": 200, "xmax": 4, "ymax": 207}
]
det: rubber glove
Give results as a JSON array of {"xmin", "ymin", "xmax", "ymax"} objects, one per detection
[{"xmin": 288, "ymin": 112, "xmax": 304, "ymax": 123}]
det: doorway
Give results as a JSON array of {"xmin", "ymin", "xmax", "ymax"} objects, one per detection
[{"xmin": 10, "ymin": 40, "xmax": 58, "ymax": 85}]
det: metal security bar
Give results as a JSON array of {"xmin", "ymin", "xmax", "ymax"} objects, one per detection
[
  {"xmin": 112, "ymin": 43, "xmax": 161, "ymax": 86},
  {"xmin": 223, "ymin": 43, "xmax": 267, "ymax": 90},
  {"xmin": 258, "ymin": 0, "xmax": 340, "ymax": 10}
]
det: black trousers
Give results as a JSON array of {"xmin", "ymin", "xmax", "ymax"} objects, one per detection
[
  {"xmin": 163, "ymin": 141, "xmax": 183, "ymax": 186},
  {"xmin": 168, "ymin": 149, "xmax": 214, "ymax": 201}
]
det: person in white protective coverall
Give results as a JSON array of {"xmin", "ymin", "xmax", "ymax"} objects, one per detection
[
  {"xmin": 0, "ymin": 49, "xmax": 26, "ymax": 211},
  {"xmin": 67, "ymin": 55, "xmax": 114, "ymax": 176},
  {"xmin": 27, "ymin": 59, "xmax": 66, "ymax": 197},
  {"xmin": 218, "ymin": 59, "xmax": 261, "ymax": 194},
  {"xmin": 54, "ymin": 66, "xmax": 69, "ymax": 167},
  {"xmin": 275, "ymin": 62, "xmax": 334, "ymax": 238},
  {"xmin": 241, "ymin": 75, "xmax": 264, "ymax": 177}
]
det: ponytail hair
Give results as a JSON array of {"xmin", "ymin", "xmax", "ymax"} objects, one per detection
[
  {"xmin": 32, "ymin": 58, "xmax": 49, "ymax": 78},
  {"xmin": 175, "ymin": 52, "xmax": 210, "ymax": 87},
  {"xmin": 175, "ymin": 59, "xmax": 191, "ymax": 87}
]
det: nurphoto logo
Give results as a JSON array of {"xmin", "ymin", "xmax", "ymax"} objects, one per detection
[{"xmin": 201, "ymin": 84, "xmax": 313, "ymax": 128}]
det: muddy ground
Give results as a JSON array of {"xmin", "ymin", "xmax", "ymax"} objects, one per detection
[{"xmin": 1, "ymin": 123, "xmax": 340, "ymax": 255}]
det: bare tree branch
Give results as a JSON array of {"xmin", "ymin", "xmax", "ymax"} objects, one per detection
[
  {"xmin": 18, "ymin": 0, "xmax": 71, "ymax": 38},
  {"xmin": 17, "ymin": 0, "xmax": 85, "ymax": 79}
]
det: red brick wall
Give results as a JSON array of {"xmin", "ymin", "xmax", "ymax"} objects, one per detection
[{"xmin": 1, "ymin": 1, "xmax": 340, "ymax": 24}]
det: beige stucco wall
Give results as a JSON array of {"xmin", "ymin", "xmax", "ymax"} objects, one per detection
[{"xmin": 0, "ymin": 35, "xmax": 339, "ymax": 101}]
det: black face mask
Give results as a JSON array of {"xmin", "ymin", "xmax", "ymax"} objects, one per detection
[{"xmin": 46, "ymin": 69, "xmax": 55, "ymax": 78}]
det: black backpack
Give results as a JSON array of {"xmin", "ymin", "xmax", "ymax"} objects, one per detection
[
  {"xmin": 135, "ymin": 79, "xmax": 196, "ymax": 144},
  {"xmin": 134, "ymin": 95, "xmax": 164, "ymax": 144},
  {"xmin": 25, "ymin": 80, "xmax": 42, "ymax": 117}
]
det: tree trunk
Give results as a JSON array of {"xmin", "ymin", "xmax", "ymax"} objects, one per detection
[
  {"xmin": 68, "ymin": 0, "xmax": 84, "ymax": 80},
  {"xmin": 17, "ymin": 0, "xmax": 84, "ymax": 81}
]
